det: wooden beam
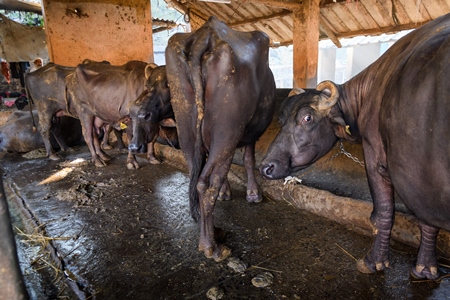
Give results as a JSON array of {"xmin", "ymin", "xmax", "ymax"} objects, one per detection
[
  {"xmin": 319, "ymin": 15, "xmax": 341, "ymax": 48},
  {"xmin": 166, "ymin": 0, "xmax": 208, "ymax": 23},
  {"xmin": 228, "ymin": 10, "xmax": 291, "ymax": 27},
  {"xmin": 153, "ymin": 26, "xmax": 177, "ymax": 34},
  {"xmin": 334, "ymin": 21, "xmax": 429, "ymax": 39},
  {"xmin": 292, "ymin": 0, "xmax": 320, "ymax": 88},
  {"xmin": 244, "ymin": 0, "xmax": 302, "ymax": 10}
]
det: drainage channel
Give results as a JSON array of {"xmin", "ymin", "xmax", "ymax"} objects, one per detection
[{"xmin": 4, "ymin": 178, "xmax": 94, "ymax": 300}]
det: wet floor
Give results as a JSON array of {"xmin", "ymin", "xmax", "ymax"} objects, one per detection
[{"xmin": 1, "ymin": 146, "xmax": 450, "ymax": 300}]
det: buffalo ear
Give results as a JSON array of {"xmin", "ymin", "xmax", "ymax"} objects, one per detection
[
  {"xmin": 145, "ymin": 63, "xmax": 158, "ymax": 79},
  {"xmin": 159, "ymin": 118, "xmax": 176, "ymax": 127},
  {"xmin": 330, "ymin": 116, "xmax": 357, "ymax": 142}
]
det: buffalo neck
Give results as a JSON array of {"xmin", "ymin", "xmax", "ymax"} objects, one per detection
[{"xmin": 336, "ymin": 80, "xmax": 362, "ymax": 139}]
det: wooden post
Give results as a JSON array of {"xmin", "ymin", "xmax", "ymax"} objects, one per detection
[
  {"xmin": 292, "ymin": 0, "xmax": 320, "ymax": 88},
  {"xmin": 42, "ymin": 0, "xmax": 153, "ymax": 66}
]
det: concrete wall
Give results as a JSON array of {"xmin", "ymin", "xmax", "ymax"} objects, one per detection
[{"xmin": 42, "ymin": 0, "xmax": 153, "ymax": 66}]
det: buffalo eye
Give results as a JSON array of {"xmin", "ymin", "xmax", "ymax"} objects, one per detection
[{"xmin": 302, "ymin": 114, "xmax": 312, "ymax": 124}]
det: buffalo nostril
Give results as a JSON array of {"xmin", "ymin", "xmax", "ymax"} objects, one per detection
[
  {"xmin": 138, "ymin": 112, "xmax": 151, "ymax": 122},
  {"xmin": 128, "ymin": 144, "xmax": 138, "ymax": 152},
  {"xmin": 261, "ymin": 163, "xmax": 275, "ymax": 178}
]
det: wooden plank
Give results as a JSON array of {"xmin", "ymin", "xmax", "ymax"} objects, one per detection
[
  {"xmin": 244, "ymin": 0, "xmax": 302, "ymax": 10},
  {"xmin": 227, "ymin": 10, "xmax": 292, "ymax": 27},
  {"xmin": 341, "ymin": 1, "xmax": 378, "ymax": 29},
  {"xmin": 421, "ymin": 0, "xmax": 449, "ymax": 19},
  {"xmin": 201, "ymin": 2, "xmax": 230, "ymax": 22},
  {"xmin": 267, "ymin": 17, "xmax": 293, "ymax": 42},
  {"xmin": 390, "ymin": 0, "xmax": 412, "ymax": 25},
  {"xmin": 335, "ymin": 20, "xmax": 430, "ymax": 38},
  {"xmin": 319, "ymin": 14, "xmax": 342, "ymax": 47},
  {"xmin": 331, "ymin": 3, "xmax": 362, "ymax": 31},
  {"xmin": 398, "ymin": 0, "xmax": 430, "ymax": 23},
  {"xmin": 321, "ymin": 5, "xmax": 348, "ymax": 33},
  {"xmin": 360, "ymin": 0, "xmax": 395, "ymax": 28},
  {"xmin": 276, "ymin": 15, "xmax": 294, "ymax": 40}
]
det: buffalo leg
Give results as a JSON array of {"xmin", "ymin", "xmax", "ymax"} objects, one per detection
[
  {"xmin": 146, "ymin": 140, "xmax": 161, "ymax": 165},
  {"xmin": 101, "ymin": 125, "xmax": 114, "ymax": 150},
  {"xmin": 411, "ymin": 222, "xmax": 440, "ymax": 280},
  {"xmin": 197, "ymin": 156, "xmax": 233, "ymax": 262},
  {"xmin": 357, "ymin": 144, "xmax": 394, "ymax": 274},
  {"xmin": 39, "ymin": 111, "xmax": 61, "ymax": 160},
  {"xmin": 243, "ymin": 143, "xmax": 261, "ymax": 203},
  {"xmin": 0, "ymin": 173, "xmax": 29, "ymax": 300},
  {"xmin": 92, "ymin": 125, "xmax": 110, "ymax": 161},
  {"xmin": 80, "ymin": 115, "xmax": 109, "ymax": 167},
  {"xmin": 113, "ymin": 129, "xmax": 126, "ymax": 150},
  {"xmin": 50, "ymin": 127, "xmax": 70, "ymax": 153},
  {"xmin": 126, "ymin": 151, "xmax": 139, "ymax": 170}
]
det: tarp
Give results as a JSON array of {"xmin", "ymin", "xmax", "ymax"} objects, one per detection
[{"xmin": 0, "ymin": 13, "xmax": 48, "ymax": 62}]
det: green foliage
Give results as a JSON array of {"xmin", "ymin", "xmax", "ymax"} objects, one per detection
[{"xmin": 0, "ymin": 10, "xmax": 44, "ymax": 26}]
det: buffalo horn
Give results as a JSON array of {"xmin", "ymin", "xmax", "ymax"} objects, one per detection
[
  {"xmin": 288, "ymin": 88, "xmax": 306, "ymax": 97},
  {"xmin": 316, "ymin": 80, "xmax": 339, "ymax": 110}
]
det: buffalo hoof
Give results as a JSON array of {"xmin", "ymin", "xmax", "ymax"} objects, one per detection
[
  {"xmin": 356, "ymin": 258, "xmax": 375, "ymax": 274},
  {"xmin": 148, "ymin": 157, "xmax": 161, "ymax": 165},
  {"xmin": 49, "ymin": 153, "xmax": 62, "ymax": 161},
  {"xmin": 127, "ymin": 161, "xmax": 140, "ymax": 170},
  {"xmin": 201, "ymin": 244, "xmax": 232, "ymax": 262},
  {"xmin": 410, "ymin": 264, "xmax": 439, "ymax": 280},
  {"xmin": 356, "ymin": 257, "xmax": 389, "ymax": 274},
  {"xmin": 246, "ymin": 189, "xmax": 262, "ymax": 203},
  {"xmin": 218, "ymin": 191, "xmax": 231, "ymax": 201},
  {"xmin": 102, "ymin": 144, "xmax": 113, "ymax": 150},
  {"xmin": 99, "ymin": 154, "xmax": 111, "ymax": 162},
  {"xmin": 94, "ymin": 160, "xmax": 107, "ymax": 167}
]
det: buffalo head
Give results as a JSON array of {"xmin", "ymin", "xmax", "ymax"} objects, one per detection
[
  {"xmin": 260, "ymin": 81, "xmax": 356, "ymax": 180},
  {"xmin": 128, "ymin": 65, "xmax": 175, "ymax": 154}
]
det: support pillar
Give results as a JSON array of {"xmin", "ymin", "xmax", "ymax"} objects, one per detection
[
  {"xmin": 292, "ymin": 0, "xmax": 320, "ymax": 88},
  {"xmin": 42, "ymin": 0, "xmax": 153, "ymax": 66}
]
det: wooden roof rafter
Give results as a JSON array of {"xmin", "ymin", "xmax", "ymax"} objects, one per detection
[{"xmin": 166, "ymin": 0, "xmax": 449, "ymax": 48}]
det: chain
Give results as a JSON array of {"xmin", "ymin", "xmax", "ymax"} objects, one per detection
[
  {"xmin": 329, "ymin": 139, "xmax": 365, "ymax": 167},
  {"xmin": 284, "ymin": 139, "xmax": 364, "ymax": 186}
]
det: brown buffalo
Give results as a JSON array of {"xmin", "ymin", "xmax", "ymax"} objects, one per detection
[{"xmin": 65, "ymin": 61, "xmax": 158, "ymax": 168}]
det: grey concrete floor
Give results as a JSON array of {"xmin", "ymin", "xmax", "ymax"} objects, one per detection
[{"xmin": 2, "ymin": 146, "xmax": 450, "ymax": 300}]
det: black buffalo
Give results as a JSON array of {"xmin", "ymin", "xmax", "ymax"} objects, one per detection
[
  {"xmin": 166, "ymin": 16, "xmax": 276, "ymax": 261},
  {"xmin": 65, "ymin": 61, "xmax": 158, "ymax": 168},
  {"xmin": 260, "ymin": 13, "xmax": 450, "ymax": 279},
  {"xmin": 25, "ymin": 63, "xmax": 76, "ymax": 160},
  {"xmin": 128, "ymin": 65, "xmax": 178, "ymax": 166},
  {"xmin": 0, "ymin": 110, "xmax": 83, "ymax": 153}
]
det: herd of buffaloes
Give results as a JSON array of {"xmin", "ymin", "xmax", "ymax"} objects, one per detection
[{"xmin": 2, "ymin": 13, "xmax": 450, "ymax": 296}]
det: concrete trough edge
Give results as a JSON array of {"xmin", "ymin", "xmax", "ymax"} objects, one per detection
[{"xmin": 155, "ymin": 143, "xmax": 450, "ymax": 256}]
